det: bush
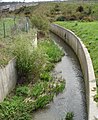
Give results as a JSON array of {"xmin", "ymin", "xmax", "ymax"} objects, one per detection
[
  {"xmin": 14, "ymin": 34, "xmax": 46, "ymax": 83},
  {"xmin": 83, "ymin": 16, "xmax": 94, "ymax": 22},
  {"xmin": 56, "ymin": 16, "xmax": 66, "ymax": 21},
  {"xmin": 94, "ymin": 94, "xmax": 98, "ymax": 102},
  {"xmin": 76, "ymin": 6, "xmax": 84, "ymax": 13},
  {"xmin": 31, "ymin": 14, "xmax": 49, "ymax": 34},
  {"xmin": 65, "ymin": 112, "xmax": 74, "ymax": 120}
]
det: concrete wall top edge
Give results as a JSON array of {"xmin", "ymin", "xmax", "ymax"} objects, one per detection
[{"xmin": 0, "ymin": 57, "xmax": 16, "ymax": 69}]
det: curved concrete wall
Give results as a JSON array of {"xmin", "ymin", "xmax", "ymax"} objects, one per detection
[
  {"xmin": 50, "ymin": 24, "xmax": 98, "ymax": 120},
  {"xmin": 0, "ymin": 58, "xmax": 17, "ymax": 102}
]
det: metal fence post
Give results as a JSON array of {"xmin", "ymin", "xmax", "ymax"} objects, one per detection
[
  {"xmin": 25, "ymin": 16, "xmax": 29, "ymax": 33},
  {"xmin": 3, "ymin": 21, "xmax": 6, "ymax": 38}
]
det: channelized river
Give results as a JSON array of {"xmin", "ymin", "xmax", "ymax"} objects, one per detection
[{"xmin": 33, "ymin": 32, "xmax": 87, "ymax": 120}]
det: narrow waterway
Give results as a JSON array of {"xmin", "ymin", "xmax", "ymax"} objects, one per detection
[{"xmin": 33, "ymin": 33, "xmax": 87, "ymax": 120}]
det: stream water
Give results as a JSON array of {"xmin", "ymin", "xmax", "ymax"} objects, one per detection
[{"xmin": 33, "ymin": 33, "xmax": 87, "ymax": 120}]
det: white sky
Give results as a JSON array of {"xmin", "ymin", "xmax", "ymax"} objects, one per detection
[{"xmin": 1, "ymin": 0, "xmax": 53, "ymax": 2}]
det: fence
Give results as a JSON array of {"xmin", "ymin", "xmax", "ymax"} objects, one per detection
[{"xmin": 0, "ymin": 16, "xmax": 31, "ymax": 38}]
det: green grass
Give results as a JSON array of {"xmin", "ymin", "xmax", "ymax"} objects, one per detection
[{"xmin": 55, "ymin": 21, "xmax": 98, "ymax": 93}]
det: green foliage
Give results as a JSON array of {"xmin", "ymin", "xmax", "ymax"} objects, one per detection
[
  {"xmin": 31, "ymin": 14, "xmax": 49, "ymax": 33},
  {"xmin": 0, "ymin": 96, "xmax": 33, "ymax": 120},
  {"xmin": 56, "ymin": 16, "xmax": 66, "ymax": 21},
  {"xmin": 40, "ymin": 72, "xmax": 52, "ymax": 82},
  {"xmin": 94, "ymin": 94, "xmax": 98, "ymax": 102},
  {"xmin": 39, "ymin": 40, "xmax": 64, "ymax": 63},
  {"xmin": 44, "ymin": 62, "xmax": 54, "ymax": 72},
  {"xmin": 31, "ymin": 82, "xmax": 44, "ymax": 98},
  {"xmin": 14, "ymin": 34, "xmax": 46, "ymax": 83},
  {"xmin": 76, "ymin": 6, "xmax": 84, "ymax": 12},
  {"xmin": 65, "ymin": 112, "xmax": 74, "ymax": 120},
  {"xmin": 16, "ymin": 86, "xmax": 29, "ymax": 96},
  {"xmin": 27, "ymin": 2, "xmax": 98, "ymax": 22},
  {"xmin": 54, "ymin": 81, "xmax": 65, "ymax": 95},
  {"xmin": 34, "ymin": 94, "xmax": 53, "ymax": 109}
]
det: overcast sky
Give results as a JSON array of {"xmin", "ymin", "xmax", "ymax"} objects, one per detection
[{"xmin": 0, "ymin": 0, "xmax": 52, "ymax": 2}]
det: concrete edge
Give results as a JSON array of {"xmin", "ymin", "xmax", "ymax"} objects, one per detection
[
  {"xmin": 50, "ymin": 24, "xmax": 98, "ymax": 120},
  {"xmin": 0, "ymin": 57, "xmax": 17, "ymax": 102}
]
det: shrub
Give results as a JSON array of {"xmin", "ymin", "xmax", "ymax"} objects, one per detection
[
  {"xmin": 83, "ymin": 16, "xmax": 94, "ymax": 22},
  {"xmin": 31, "ymin": 14, "xmax": 49, "ymax": 34},
  {"xmin": 69, "ymin": 15, "xmax": 77, "ymax": 21},
  {"xmin": 54, "ymin": 4, "xmax": 60, "ymax": 12},
  {"xmin": 56, "ymin": 16, "xmax": 66, "ymax": 21},
  {"xmin": 94, "ymin": 94, "xmax": 98, "ymax": 102},
  {"xmin": 76, "ymin": 6, "xmax": 84, "ymax": 13},
  {"xmin": 13, "ymin": 34, "xmax": 46, "ymax": 83},
  {"xmin": 65, "ymin": 112, "xmax": 74, "ymax": 120}
]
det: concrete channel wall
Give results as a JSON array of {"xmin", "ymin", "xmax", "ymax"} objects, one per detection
[
  {"xmin": 50, "ymin": 24, "xmax": 98, "ymax": 120},
  {"xmin": 0, "ymin": 34, "xmax": 37, "ymax": 102},
  {"xmin": 0, "ymin": 58, "xmax": 17, "ymax": 102}
]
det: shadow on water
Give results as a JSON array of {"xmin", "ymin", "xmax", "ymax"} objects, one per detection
[{"xmin": 33, "ymin": 32, "xmax": 88, "ymax": 120}]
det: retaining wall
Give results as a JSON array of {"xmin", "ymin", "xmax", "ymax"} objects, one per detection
[
  {"xmin": 50, "ymin": 24, "xmax": 98, "ymax": 120},
  {"xmin": 0, "ymin": 34, "xmax": 37, "ymax": 102},
  {"xmin": 0, "ymin": 58, "xmax": 17, "ymax": 102}
]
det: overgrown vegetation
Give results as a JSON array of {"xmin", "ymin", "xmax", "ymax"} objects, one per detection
[
  {"xmin": 31, "ymin": 14, "xmax": 49, "ymax": 35},
  {"xmin": 22, "ymin": 2, "xmax": 98, "ymax": 22},
  {"xmin": 0, "ymin": 34, "xmax": 65, "ymax": 119},
  {"xmin": 65, "ymin": 112, "xmax": 74, "ymax": 120},
  {"xmin": 0, "ymin": 17, "xmax": 31, "ymax": 66}
]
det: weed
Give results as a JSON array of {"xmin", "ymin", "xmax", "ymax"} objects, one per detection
[
  {"xmin": 16, "ymin": 86, "xmax": 29, "ymax": 96},
  {"xmin": 65, "ymin": 112, "xmax": 74, "ymax": 120},
  {"xmin": 40, "ymin": 72, "xmax": 52, "ymax": 82},
  {"xmin": 34, "ymin": 94, "xmax": 54, "ymax": 109},
  {"xmin": 94, "ymin": 94, "xmax": 98, "ymax": 102}
]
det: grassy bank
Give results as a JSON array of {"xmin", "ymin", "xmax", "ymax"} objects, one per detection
[
  {"xmin": 25, "ymin": 2, "xmax": 98, "ymax": 22},
  {"xmin": 0, "ymin": 35, "xmax": 65, "ymax": 119}
]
